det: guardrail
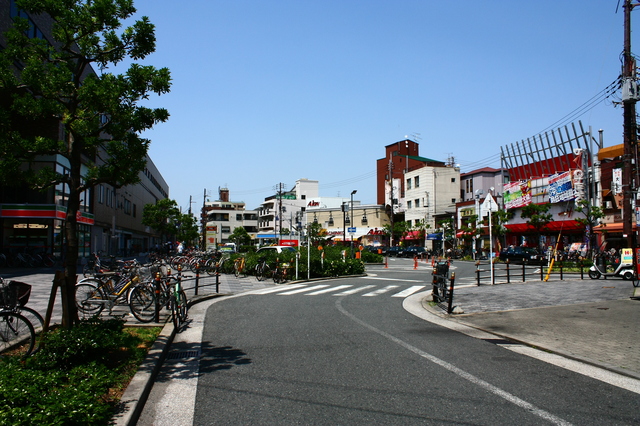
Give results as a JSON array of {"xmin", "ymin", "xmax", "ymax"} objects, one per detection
[{"xmin": 474, "ymin": 260, "xmax": 588, "ymax": 285}]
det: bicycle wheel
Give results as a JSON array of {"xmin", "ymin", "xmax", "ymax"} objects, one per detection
[
  {"xmin": 128, "ymin": 284, "xmax": 157, "ymax": 323},
  {"xmin": 255, "ymin": 264, "xmax": 264, "ymax": 281},
  {"xmin": 75, "ymin": 281, "xmax": 105, "ymax": 316},
  {"xmin": 171, "ymin": 289, "xmax": 188, "ymax": 328},
  {"xmin": 0, "ymin": 311, "xmax": 35, "ymax": 357},
  {"xmin": 17, "ymin": 306, "xmax": 44, "ymax": 332}
]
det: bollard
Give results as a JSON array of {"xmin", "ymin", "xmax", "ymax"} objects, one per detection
[
  {"xmin": 195, "ymin": 262, "xmax": 200, "ymax": 296},
  {"xmin": 216, "ymin": 271, "xmax": 220, "ymax": 293},
  {"xmin": 506, "ymin": 261, "xmax": 511, "ymax": 283},
  {"xmin": 385, "ymin": 256, "xmax": 388, "ymax": 268},
  {"xmin": 154, "ymin": 272, "xmax": 161, "ymax": 323},
  {"xmin": 413, "ymin": 256, "xmax": 418, "ymax": 270}
]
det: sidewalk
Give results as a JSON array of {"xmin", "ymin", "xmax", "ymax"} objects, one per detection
[
  {"xmin": 3, "ymin": 266, "xmax": 639, "ymax": 424},
  {"xmin": 428, "ymin": 277, "xmax": 640, "ymax": 379}
]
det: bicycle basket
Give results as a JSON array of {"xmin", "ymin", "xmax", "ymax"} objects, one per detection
[{"xmin": 1, "ymin": 281, "xmax": 31, "ymax": 308}]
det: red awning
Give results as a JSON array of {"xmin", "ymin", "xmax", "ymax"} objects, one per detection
[
  {"xmin": 504, "ymin": 220, "xmax": 583, "ymax": 233},
  {"xmin": 456, "ymin": 231, "xmax": 474, "ymax": 238},
  {"xmin": 403, "ymin": 230, "xmax": 423, "ymax": 240}
]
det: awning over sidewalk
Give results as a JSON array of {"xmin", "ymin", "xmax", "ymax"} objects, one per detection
[{"xmin": 504, "ymin": 219, "xmax": 583, "ymax": 233}]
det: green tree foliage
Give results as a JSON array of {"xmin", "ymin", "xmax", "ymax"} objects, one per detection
[
  {"xmin": 574, "ymin": 199, "xmax": 605, "ymax": 257},
  {"xmin": 229, "ymin": 226, "xmax": 251, "ymax": 248},
  {"xmin": 520, "ymin": 203, "xmax": 553, "ymax": 248},
  {"xmin": 0, "ymin": 0, "xmax": 171, "ymax": 326},
  {"xmin": 142, "ymin": 199, "xmax": 199, "ymax": 245}
]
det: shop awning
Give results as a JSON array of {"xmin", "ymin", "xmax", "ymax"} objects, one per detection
[
  {"xmin": 592, "ymin": 222, "xmax": 639, "ymax": 233},
  {"xmin": 456, "ymin": 231, "xmax": 475, "ymax": 238},
  {"xmin": 402, "ymin": 230, "xmax": 423, "ymax": 240},
  {"xmin": 504, "ymin": 220, "xmax": 583, "ymax": 233}
]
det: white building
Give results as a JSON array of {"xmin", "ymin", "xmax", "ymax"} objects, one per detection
[
  {"xmin": 403, "ymin": 164, "xmax": 460, "ymax": 249},
  {"xmin": 204, "ymin": 188, "xmax": 258, "ymax": 249}
]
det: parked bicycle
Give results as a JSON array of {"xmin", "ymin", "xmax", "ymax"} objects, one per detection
[
  {"xmin": 0, "ymin": 278, "xmax": 39, "ymax": 357},
  {"xmin": 75, "ymin": 260, "xmax": 143, "ymax": 318},
  {"xmin": 254, "ymin": 258, "xmax": 272, "ymax": 281},
  {"xmin": 272, "ymin": 258, "xmax": 291, "ymax": 284},
  {"xmin": 234, "ymin": 257, "xmax": 246, "ymax": 278}
]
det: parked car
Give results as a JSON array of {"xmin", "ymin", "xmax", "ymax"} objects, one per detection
[
  {"xmin": 365, "ymin": 245, "xmax": 386, "ymax": 254},
  {"xmin": 499, "ymin": 246, "xmax": 543, "ymax": 264},
  {"xmin": 403, "ymin": 246, "xmax": 427, "ymax": 258},
  {"xmin": 256, "ymin": 245, "xmax": 297, "ymax": 255},
  {"xmin": 386, "ymin": 246, "xmax": 405, "ymax": 257}
]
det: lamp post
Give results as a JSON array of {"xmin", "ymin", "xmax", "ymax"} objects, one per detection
[{"xmin": 350, "ymin": 190, "xmax": 357, "ymax": 257}]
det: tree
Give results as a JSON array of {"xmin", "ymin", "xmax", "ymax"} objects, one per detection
[
  {"xmin": 142, "ymin": 199, "xmax": 180, "ymax": 240},
  {"xmin": 142, "ymin": 198, "xmax": 198, "ymax": 245},
  {"xmin": 0, "ymin": 0, "xmax": 171, "ymax": 327},
  {"xmin": 574, "ymin": 199, "xmax": 605, "ymax": 257},
  {"xmin": 520, "ymin": 203, "xmax": 553, "ymax": 249},
  {"xmin": 229, "ymin": 227, "xmax": 251, "ymax": 249}
]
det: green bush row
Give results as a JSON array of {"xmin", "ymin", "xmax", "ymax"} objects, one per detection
[
  {"xmin": 0, "ymin": 318, "xmax": 160, "ymax": 425},
  {"xmin": 221, "ymin": 245, "xmax": 380, "ymax": 279}
]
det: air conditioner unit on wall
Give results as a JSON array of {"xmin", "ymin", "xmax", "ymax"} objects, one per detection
[{"xmin": 605, "ymin": 201, "xmax": 613, "ymax": 209}]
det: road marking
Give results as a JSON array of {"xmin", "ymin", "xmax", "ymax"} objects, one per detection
[
  {"xmin": 278, "ymin": 284, "xmax": 329, "ymax": 295},
  {"xmin": 336, "ymin": 298, "xmax": 574, "ymax": 426},
  {"xmin": 362, "ymin": 285, "xmax": 399, "ymax": 296},
  {"xmin": 306, "ymin": 285, "xmax": 353, "ymax": 295},
  {"xmin": 360, "ymin": 276, "xmax": 424, "ymax": 283},
  {"xmin": 391, "ymin": 285, "xmax": 426, "ymax": 298},
  {"xmin": 333, "ymin": 285, "xmax": 376, "ymax": 296},
  {"xmin": 250, "ymin": 284, "xmax": 308, "ymax": 294}
]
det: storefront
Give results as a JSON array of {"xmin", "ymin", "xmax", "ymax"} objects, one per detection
[{"xmin": 1, "ymin": 204, "xmax": 94, "ymax": 257}]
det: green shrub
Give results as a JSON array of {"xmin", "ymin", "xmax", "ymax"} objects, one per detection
[{"xmin": 0, "ymin": 319, "xmax": 160, "ymax": 425}]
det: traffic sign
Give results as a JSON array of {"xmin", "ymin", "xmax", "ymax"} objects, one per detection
[{"xmin": 348, "ymin": 227, "xmax": 356, "ymax": 233}]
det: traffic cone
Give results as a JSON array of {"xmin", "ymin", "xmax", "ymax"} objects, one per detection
[{"xmin": 413, "ymin": 256, "xmax": 418, "ymax": 269}]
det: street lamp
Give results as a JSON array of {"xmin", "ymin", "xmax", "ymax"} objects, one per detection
[{"xmin": 350, "ymin": 190, "xmax": 357, "ymax": 257}]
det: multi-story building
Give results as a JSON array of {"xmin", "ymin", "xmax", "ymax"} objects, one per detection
[
  {"xmin": 257, "ymin": 179, "xmax": 319, "ymax": 245},
  {"xmin": 403, "ymin": 164, "xmax": 460, "ymax": 250},
  {"xmin": 0, "ymin": 0, "xmax": 169, "ymax": 259},
  {"xmin": 203, "ymin": 188, "xmax": 258, "ymax": 249}
]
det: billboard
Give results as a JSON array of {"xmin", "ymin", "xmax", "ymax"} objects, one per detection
[
  {"xmin": 548, "ymin": 171, "xmax": 575, "ymax": 203},
  {"xmin": 503, "ymin": 181, "xmax": 531, "ymax": 209}
]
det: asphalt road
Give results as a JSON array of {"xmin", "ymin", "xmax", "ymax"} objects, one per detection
[{"xmin": 187, "ymin": 269, "xmax": 638, "ymax": 425}]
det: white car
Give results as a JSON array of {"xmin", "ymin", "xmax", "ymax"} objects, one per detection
[{"xmin": 256, "ymin": 246, "xmax": 297, "ymax": 254}]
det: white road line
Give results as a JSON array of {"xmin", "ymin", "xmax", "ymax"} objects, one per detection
[
  {"xmin": 391, "ymin": 285, "xmax": 426, "ymax": 298},
  {"xmin": 360, "ymin": 276, "xmax": 424, "ymax": 283},
  {"xmin": 363, "ymin": 285, "xmax": 400, "ymax": 297},
  {"xmin": 278, "ymin": 284, "xmax": 330, "ymax": 295},
  {"xmin": 306, "ymin": 285, "xmax": 353, "ymax": 295},
  {"xmin": 337, "ymin": 298, "xmax": 574, "ymax": 426},
  {"xmin": 249, "ymin": 284, "xmax": 308, "ymax": 294},
  {"xmin": 333, "ymin": 285, "xmax": 376, "ymax": 296}
]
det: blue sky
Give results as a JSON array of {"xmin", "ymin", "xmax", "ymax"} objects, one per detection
[{"xmin": 119, "ymin": 1, "xmax": 632, "ymax": 211}]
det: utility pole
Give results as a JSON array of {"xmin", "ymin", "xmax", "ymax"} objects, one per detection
[
  {"xmin": 201, "ymin": 188, "xmax": 207, "ymax": 250},
  {"xmin": 388, "ymin": 158, "xmax": 394, "ymax": 247},
  {"xmin": 622, "ymin": 0, "xmax": 638, "ymax": 258}
]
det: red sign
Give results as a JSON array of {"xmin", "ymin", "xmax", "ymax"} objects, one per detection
[{"xmin": 280, "ymin": 240, "xmax": 299, "ymax": 247}]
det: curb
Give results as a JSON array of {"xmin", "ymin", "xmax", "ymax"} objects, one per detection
[{"xmin": 421, "ymin": 295, "xmax": 640, "ymax": 382}]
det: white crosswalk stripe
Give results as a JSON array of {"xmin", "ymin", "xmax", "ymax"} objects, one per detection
[
  {"xmin": 306, "ymin": 285, "xmax": 353, "ymax": 295},
  {"xmin": 278, "ymin": 284, "xmax": 330, "ymax": 295},
  {"xmin": 391, "ymin": 285, "xmax": 426, "ymax": 297},
  {"xmin": 249, "ymin": 283, "xmax": 429, "ymax": 299},
  {"xmin": 362, "ymin": 285, "xmax": 399, "ymax": 296}
]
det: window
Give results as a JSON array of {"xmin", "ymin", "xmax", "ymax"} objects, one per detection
[
  {"xmin": 407, "ymin": 200, "xmax": 412, "ymax": 209},
  {"xmin": 97, "ymin": 185, "xmax": 104, "ymax": 204},
  {"xmin": 415, "ymin": 199, "xmax": 420, "ymax": 208},
  {"xmin": 451, "ymin": 198, "xmax": 456, "ymax": 204},
  {"xmin": 451, "ymin": 177, "xmax": 456, "ymax": 183},
  {"xmin": 133, "ymin": 204, "xmax": 137, "ymax": 218},
  {"xmin": 406, "ymin": 178, "xmax": 412, "ymax": 190},
  {"xmin": 414, "ymin": 176, "xmax": 419, "ymax": 188},
  {"xmin": 221, "ymin": 226, "xmax": 231, "ymax": 233},
  {"xmin": 236, "ymin": 214, "xmax": 243, "ymax": 221}
]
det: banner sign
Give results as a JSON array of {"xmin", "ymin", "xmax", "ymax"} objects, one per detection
[
  {"xmin": 548, "ymin": 171, "xmax": 575, "ymax": 203},
  {"xmin": 503, "ymin": 181, "xmax": 531, "ymax": 209}
]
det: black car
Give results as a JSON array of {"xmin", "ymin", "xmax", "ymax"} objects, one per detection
[
  {"xmin": 499, "ymin": 246, "xmax": 543, "ymax": 264},
  {"xmin": 386, "ymin": 246, "xmax": 405, "ymax": 257},
  {"xmin": 403, "ymin": 246, "xmax": 427, "ymax": 258}
]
